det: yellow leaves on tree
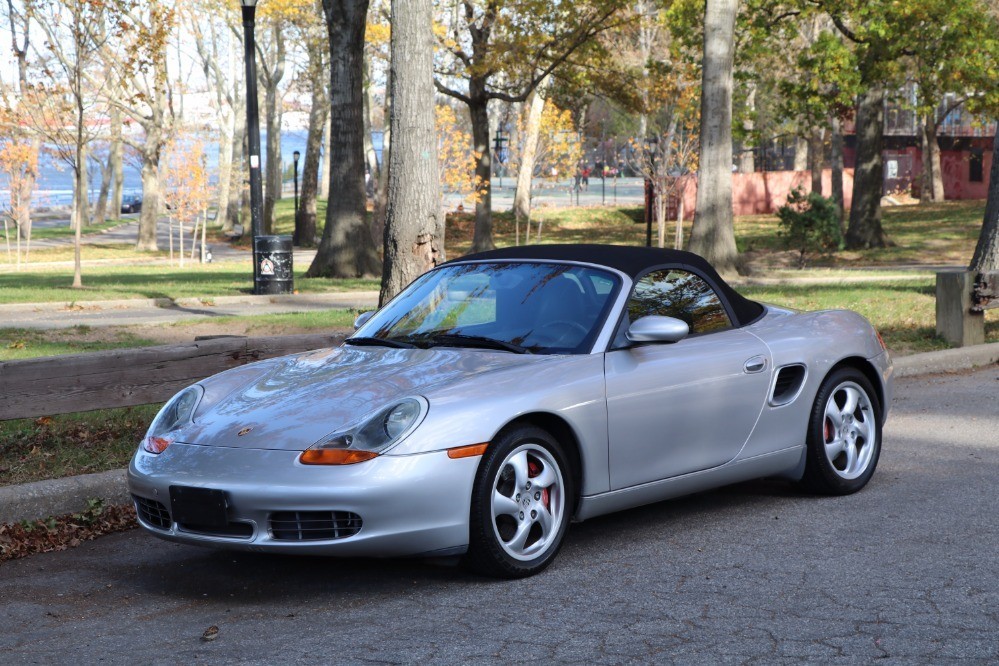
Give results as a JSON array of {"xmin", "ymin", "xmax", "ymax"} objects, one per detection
[
  {"xmin": 0, "ymin": 140, "xmax": 38, "ymax": 225},
  {"xmin": 507, "ymin": 102, "xmax": 582, "ymax": 183},
  {"xmin": 163, "ymin": 136, "xmax": 212, "ymax": 265},
  {"xmin": 436, "ymin": 104, "xmax": 485, "ymax": 206}
]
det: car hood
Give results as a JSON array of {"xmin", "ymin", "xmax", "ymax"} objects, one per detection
[{"xmin": 177, "ymin": 345, "xmax": 543, "ymax": 451}]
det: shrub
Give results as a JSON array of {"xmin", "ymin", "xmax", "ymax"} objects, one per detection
[{"xmin": 776, "ymin": 188, "xmax": 842, "ymax": 268}]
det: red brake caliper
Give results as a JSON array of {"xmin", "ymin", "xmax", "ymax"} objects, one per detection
[
  {"xmin": 824, "ymin": 418, "xmax": 833, "ymax": 443},
  {"xmin": 527, "ymin": 459, "xmax": 550, "ymax": 509}
]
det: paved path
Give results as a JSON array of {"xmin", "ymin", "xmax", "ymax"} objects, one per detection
[
  {"xmin": 0, "ymin": 292, "xmax": 379, "ymax": 330},
  {"xmin": 1, "ymin": 367, "xmax": 997, "ymax": 664}
]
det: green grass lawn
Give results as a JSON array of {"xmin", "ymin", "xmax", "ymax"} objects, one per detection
[
  {"xmin": 0, "ymin": 263, "xmax": 379, "ymax": 304},
  {"xmin": 0, "ymin": 405, "xmax": 158, "ymax": 486},
  {"xmin": 0, "ymin": 326, "xmax": 160, "ymax": 361},
  {"xmin": 2, "ymin": 243, "xmax": 172, "ymax": 264}
]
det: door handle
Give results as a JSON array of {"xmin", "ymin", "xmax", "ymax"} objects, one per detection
[{"xmin": 744, "ymin": 356, "xmax": 767, "ymax": 373}]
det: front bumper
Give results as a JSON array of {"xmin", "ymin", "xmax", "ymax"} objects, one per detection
[{"xmin": 127, "ymin": 443, "xmax": 480, "ymax": 557}]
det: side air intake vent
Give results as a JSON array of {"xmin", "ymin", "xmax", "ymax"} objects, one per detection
[{"xmin": 770, "ymin": 364, "xmax": 806, "ymax": 406}]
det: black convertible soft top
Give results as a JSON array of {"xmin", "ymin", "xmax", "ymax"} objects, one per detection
[{"xmin": 454, "ymin": 244, "xmax": 765, "ymax": 327}]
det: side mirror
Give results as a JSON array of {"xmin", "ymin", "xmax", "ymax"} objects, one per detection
[
  {"xmin": 353, "ymin": 311, "xmax": 375, "ymax": 330},
  {"xmin": 626, "ymin": 315, "xmax": 689, "ymax": 344}
]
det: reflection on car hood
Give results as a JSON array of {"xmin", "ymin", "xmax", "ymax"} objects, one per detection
[{"xmin": 178, "ymin": 345, "xmax": 541, "ymax": 451}]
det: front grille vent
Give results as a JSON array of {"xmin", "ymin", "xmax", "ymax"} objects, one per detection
[
  {"xmin": 134, "ymin": 495, "xmax": 171, "ymax": 530},
  {"xmin": 771, "ymin": 364, "xmax": 806, "ymax": 406},
  {"xmin": 178, "ymin": 522, "xmax": 254, "ymax": 539},
  {"xmin": 270, "ymin": 511, "xmax": 362, "ymax": 541}
]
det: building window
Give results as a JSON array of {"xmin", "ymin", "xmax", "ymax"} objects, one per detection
[{"xmin": 970, "ymin": 150, "xmax": 984, "ymax": 183}]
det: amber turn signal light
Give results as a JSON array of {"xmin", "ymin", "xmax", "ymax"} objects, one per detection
[
  {"xmin": 446, "ymin": 443, "xmax": 489, "ymax": 459},
  {"xmin": 300, "ymin": 449, "xmax": 379, "ymax": 465}
]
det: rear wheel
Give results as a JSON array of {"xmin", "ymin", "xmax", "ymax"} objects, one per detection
[
  {"xmin": 801, "ymin": 367, "xmax": 882, "ymax": 495},
  {"xmin": 464, "ymin": 425, "xmax": 574, "ymax": 578}
]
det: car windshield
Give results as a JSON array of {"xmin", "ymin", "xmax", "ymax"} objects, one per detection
[{"xmin": 352, "ymin": 261, "xmax": 622, "ymax": 354}]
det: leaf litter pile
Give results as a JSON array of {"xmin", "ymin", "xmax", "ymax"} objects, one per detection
[{"xmin": 0, "ymin": 499, "xmax": 137, "ymax": 564}]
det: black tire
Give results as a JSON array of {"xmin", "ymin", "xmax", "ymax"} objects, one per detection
[
  {"xmin": 463, "ymin": 425, "xmax": 575, "ymax": 578},
  {"xmin": 800, "ymin": 367, "xmax": 882, "ymax": 495}
]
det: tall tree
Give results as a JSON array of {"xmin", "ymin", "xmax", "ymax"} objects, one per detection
[
  {"xmin": 29, "ymin": 0, "xmax": 119, "ymax": 285},
  {"xmin": 291, "ymin": 0, "xmax": 329, "ymax": 247},
  {"xmin": 379, "ymin": 0, "xmax": 443, "ymax": 304},
  {"xmin": 688, "ymin": 0, "xmax": 739, "ymax": 274},
  {"xmin": 3, "ymin": 0, "xmax": 41, "ymax": 244},
  {"xmin": 105, "ymin": 2, "xmax": 177, "ymax": 251},
  {"xmin": 307, "ymin": 0, "xmax": 381, "ymax": 278},
  {"xmin": 814, "ymin": 0, "xmax": 923, "ymax": 249},
  {"xmin": 434, "ymin": 0, "xmax": 629, "ymax": 252},
  {"xmin": 257, "ymin": 16, "xmax": 286, "ymax": 234}
]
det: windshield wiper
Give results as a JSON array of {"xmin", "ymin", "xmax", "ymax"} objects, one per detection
[
  {"xmin": 417, "ymin": 333, "xmax": 531, "ymax": 354},
  {"xmin": 344, "ymin": 336, "xmax": 417, "ymax": 349}
]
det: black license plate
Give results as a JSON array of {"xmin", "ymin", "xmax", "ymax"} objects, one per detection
[{"xmin": 169, "ymin": 486, "xmax": 229, "ymax": 527}]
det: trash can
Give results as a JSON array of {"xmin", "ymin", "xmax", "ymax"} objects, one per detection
[{"xmin": 254, "ymin": 235, "xmax": 294, "ymax": 295}]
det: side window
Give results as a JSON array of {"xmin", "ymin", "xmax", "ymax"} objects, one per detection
[{"xmin": 629, "ymin": 269, "xmax": 732, "ymax": 334}]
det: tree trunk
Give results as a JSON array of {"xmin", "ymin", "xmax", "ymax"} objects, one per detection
[
  {"xmin": 371, "ymin": 71, "xmax": 391, "ymax": 246},
  {"xmin": 688, "ymin": 0, "xmax": 739, "ymax": 275},
  {"xmin": 308, "ymin": 0, "xmax": 381, "ymax": 278},
  {"xmin": 845, "ymin": 85, "xmax": 890, "ymax": 249},
  {"xmin": 514, "ymin": 80, "xmax": 548, "ymax": 242},
  {"xmin": 808, "ymin": 128, "xmax": 824, "ymax": 195},
  {"xmin": 830, "ymin": 115, "xmax": 845, "ymax": 232},
  {"xmin": 296, "ymin": 64, "xmax": 328, "ymax": 247},
  {"xmin": 970, "ymin": 123, "xmax": 999, "ymax": 272},
  {"xmin": 736, "ymin": 84, "xmax": 756, "ymax": 173},
  {"xmin": 379, "ymin": 0, "xmax": 443, "ymax": 305},
  {"xmin": 93, "ymin": 151, "xmax": 112, "ymax": 223},
  {"xmin": 363, "ymin": 51, "xmax": 380, "ymax": 191},
  {"xmin": 320, "ymin": 113, "xmax": 331, "ymax": 198},
  {"xmin": 78, "ymin": 147, "xmax": 90, "ymax": 228},
  {"xmin": 469, "ymin": 82, "xmax": 495, "ymax": 252},
  {"xmin": 110, "ymin": 108, "xmax": 124, "ymax": 220},
  {"xmin": 136, "ymin": 145, "xmax": 162, "ymax": 251},
  {"xmin": 216, "ymin": 116, "xmax": 234, "ymax": 230},
  {"xmin": 793, "ymin": 136, "xmax": 808, "ymax": 171},
  {"xmin": 15, "ymin": 137, "xmax": 40, "ymax": 242},
  {"xmin": 226, "ymin": 110, "xmax": 246, "ymax": 233},
  {"xmin": 920, "ymin": 118, "xmax": 945, "ymax": 203},
  {"xmin": 262, "ymin": 23, "xmax": 285, "ymax": 236}
]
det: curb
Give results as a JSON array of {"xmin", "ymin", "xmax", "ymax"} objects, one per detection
[
  {"xmin": 892, "ymin": 341, "xmax": 999, "ymax": 378},
  {"xmin": 0, "ymin": 469, "xmax": 130, "ymax": 525},
  {"xmin": 2, "ymin": 343, "xmax": 997, "ymax": 525}
]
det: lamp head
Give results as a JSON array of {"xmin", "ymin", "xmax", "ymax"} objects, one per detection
[{"xmin": 293, "ymin": 150, "xmax": 301, "ymax": 162}]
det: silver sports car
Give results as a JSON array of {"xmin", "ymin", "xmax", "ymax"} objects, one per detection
[{"xmin": 128, "ymin": 245, "xmax": 893, "ymax": 578}]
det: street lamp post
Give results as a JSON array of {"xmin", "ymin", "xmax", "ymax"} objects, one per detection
[
  {"xmin": 292, "ymin": 150, "xmax": 300, "ymax": 218},
  {"xmin": 240, "ymin": 0, "xmax": 264, "ymax": 294}
]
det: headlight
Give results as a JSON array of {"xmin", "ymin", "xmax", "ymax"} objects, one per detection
[
  {"xmin": 141, "ymin": 386, "xmax": 203, "ymax": 454},
  {"xmin": 300, "ymin": 397, "xmax": 427, "ymax": 465}
]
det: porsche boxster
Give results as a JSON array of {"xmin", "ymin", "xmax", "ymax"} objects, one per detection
[{"xmin": 128, "ymin": 245, "xmax": 893, "ymax": 578}]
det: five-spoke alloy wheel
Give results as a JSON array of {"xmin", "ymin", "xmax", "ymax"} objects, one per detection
[
  {"xmin": 465, "ymin": 425, "xmax": 574, "ymax": 578},
  {"xmin": 801, "ymin": 367, "xmax": 882, "ymax": 495}
]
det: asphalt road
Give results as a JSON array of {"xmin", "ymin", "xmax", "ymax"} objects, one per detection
[{"xmin": 2, "ymin": 367, "xmax": 998, "ymax": 664}]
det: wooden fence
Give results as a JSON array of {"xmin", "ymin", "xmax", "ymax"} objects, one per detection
[{"xmin": 0, "ymin": 333, "xmax": 345, "ymax": 421}]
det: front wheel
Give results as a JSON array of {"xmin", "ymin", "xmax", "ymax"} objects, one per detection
[
  {"xmin": 800, "ymin": 367, "xmax": 882, "ymax": 495},
  {"xmin": 464, "ymin": 425, "xmax": 574, "ymax": 578}
]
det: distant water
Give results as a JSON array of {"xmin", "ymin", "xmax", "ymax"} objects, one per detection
[{"xmin": 0, "ymin": 129, "xmax": 360, "ymax": 210}]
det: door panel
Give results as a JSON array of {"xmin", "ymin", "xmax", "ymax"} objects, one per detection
[{"xmin": 605, "ymin": 329, "xmax": 770, "ymax": 490}]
